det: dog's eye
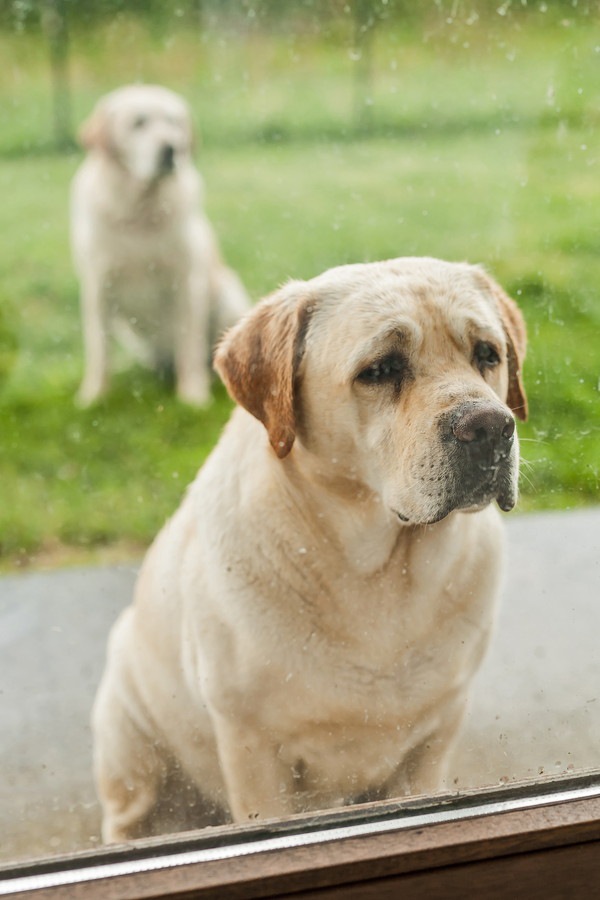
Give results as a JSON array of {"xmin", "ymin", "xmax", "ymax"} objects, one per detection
[
  {"xmin": 356, "ymin": 354, "xmax": 406, "ymax": 387},
  {"xmin": 132, "ymin": 115, "xmax": 148, "ymax": 130},
  {"xmin": 474, "ymin": 341, "xmax": 500, "ymax": 370}
]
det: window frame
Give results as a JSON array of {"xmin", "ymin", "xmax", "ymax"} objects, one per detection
[{"xmin": 2, "ymin": 773, "xmax": 600, "ymax": 899}]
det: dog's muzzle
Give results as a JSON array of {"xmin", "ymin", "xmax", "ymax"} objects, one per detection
[
  {"xmin": 158, "ymin": 143, "xmax": 176, "ymax": 174},
  {"xmin": 452, "ymin": 404, "xmax": 515, "ymax": 446},
  {"xmin": 444, "ymin": 402, "xmax": 518, "ymax": 512}
]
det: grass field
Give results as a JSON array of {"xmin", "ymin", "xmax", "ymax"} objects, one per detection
[{"xmin": 0, "ymin": 8, "xmax": 599, "ymax": 569}]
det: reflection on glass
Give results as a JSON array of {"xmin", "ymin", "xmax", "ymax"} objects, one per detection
[{"xmin": 0, "ymin": 0, "xmax": 598, "ymax": 869}]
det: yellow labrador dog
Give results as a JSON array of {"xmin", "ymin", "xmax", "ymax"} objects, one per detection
[
  {"xmin": 71, "ymin": 84, "xmax": 250, "ymax": 407},
  {"xmin": 93, "ymin": 257, "xmax": 527, "ymax": 841}
]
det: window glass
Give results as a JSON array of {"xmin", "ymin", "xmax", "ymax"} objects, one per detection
[{"xmin": 0, "ymin": 0, "xmax": 598, "ymax": 867}]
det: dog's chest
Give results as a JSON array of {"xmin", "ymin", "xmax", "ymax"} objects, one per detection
[
  {"xmin": 284, "ymin": 574, "xmax": 482, "ymax": 703},
  {"xmin": 100, "ymin": 228, "xmax": 190, "ymax": 332},
  {"xmin": 105, "ymin": 221, "xmax": 187, "ymax": 278},
  {"xmin": 220, "ymin": 542, "xmax": 493, "ymax": 731},
  {"xmin": 216, "ymin": 560, "xmax": 491, "ymax": 798},
  {"xmin": 193, "ymin": 492, "xmax": 500, "ymax": 799}
]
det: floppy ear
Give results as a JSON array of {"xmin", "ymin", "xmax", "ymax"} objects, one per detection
[
  {"xmin": 214, "ymin": 282, "xmax": 313, "ymax": 458},
  {"xmin": 78, "ymin": 101, "xmax": 110, "ymax": 152},
  {"xmin": 481, "ymin": 273, "xmax": 528, "ymax": 421}
]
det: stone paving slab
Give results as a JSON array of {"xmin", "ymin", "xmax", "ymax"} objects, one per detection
[{"xmin": 0, "ymin": 509, "xmax": 598, "ymax": 864}]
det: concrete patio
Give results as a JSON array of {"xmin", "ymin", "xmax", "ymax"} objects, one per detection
[{"xmin": 1, "ymin": 508, "xmax": 598, "ymax": 864}]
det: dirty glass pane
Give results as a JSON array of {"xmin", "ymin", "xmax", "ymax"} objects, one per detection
[{"xmin": 0, "ymin": 0, "xmax": 598, "ymax": 869}]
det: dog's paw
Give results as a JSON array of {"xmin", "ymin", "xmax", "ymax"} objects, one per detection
[
  {"xmin": 76, "ymin": 381, "xmax": 107, "ymax": 408},
  {"xmin": 176, "ymin": 380, "xmax": 213, "ymax": 409}
]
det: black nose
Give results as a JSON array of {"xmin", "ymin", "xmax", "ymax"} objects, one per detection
[
  {"xmin": 160, "ymin": 144, "xmax": 175, "ymax": 170},
  {"xmin": 452, "ymin": 405, "xmax": 515, "ymax": 444}
]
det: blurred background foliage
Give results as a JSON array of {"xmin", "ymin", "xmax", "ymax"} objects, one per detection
[{"xmin": 0, "ymin": 0, "xmax": 598, "ymax": 567}]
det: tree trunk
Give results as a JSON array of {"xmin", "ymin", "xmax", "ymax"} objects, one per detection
[
  {"xmin": 42, "ymin": 0, "xmax": 72, "ymax": 149},
  {"xmin": 352, "ymin": 0, "xmax": 376, "ymax": 134}
]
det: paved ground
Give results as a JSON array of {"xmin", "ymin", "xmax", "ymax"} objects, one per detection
[{"xmin": 1, "ymin": 508, "xmax": 599, "ymax": 864}]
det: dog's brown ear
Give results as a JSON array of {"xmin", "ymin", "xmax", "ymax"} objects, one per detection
[
  {"xmin": 479, "ymin": 272, "xmax": 528, "ymax": 421},
  {"xmin": 78, "ymin": 102, "xmax": 109, "ymax": 151},
  {"xmin": 214, "ymin": 282, "xmax": 313, "ymax": 458}
]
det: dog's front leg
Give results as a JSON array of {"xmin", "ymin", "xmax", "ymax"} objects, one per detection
[
  {"xmin": 212, "ymin": 715, "xmax": 296, "ymax": 823},
  {"xmin": 77, "ymin": 271, "xmax": 109, "ymax": 406},
  {"xmin": 387, "ymin": 701, "xmax": 467, "ymax": 800},
  {"xmin": 174, "ymin": 268, "xmax": 212, "ymax": 408}
]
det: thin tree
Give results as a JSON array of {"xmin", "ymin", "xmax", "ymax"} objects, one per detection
[{"xmin": 41, "ymin": 0, "xmax": 71, "ymax": 149}]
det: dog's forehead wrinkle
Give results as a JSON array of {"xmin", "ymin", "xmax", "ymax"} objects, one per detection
[
  {"xmin": 305, "ymin": 291, "xmax": 423, "ymax": 378},
  {"xmin": 310, "ymin": 268, "xmax": 498, "ymax": 340},
  {"xmin": 305, "ymin": 282, "xmax": 504, "ymax": 394},
  {"xmin": 421, "ymin": 291, "xmax": 505, "ymax": 358}
]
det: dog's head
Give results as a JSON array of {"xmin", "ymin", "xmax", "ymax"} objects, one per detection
[
  {"xmin": 79, "ymin": 84, "xmax": 194, "ymax": 182},
  {"xmin": 215, "ymin": 258, "xmax": 527, "ymax": 526}
]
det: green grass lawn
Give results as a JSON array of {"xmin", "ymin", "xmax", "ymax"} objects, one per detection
[{"xmin": 0, "ymin": 10, "xmax": 599, "ymax": 569}]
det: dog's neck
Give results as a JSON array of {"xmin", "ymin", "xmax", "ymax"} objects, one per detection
[
  {"xmin": 94, "ymin": 154, "xmax": 178, "ymax": 225},
  {"xmin": 277, "ymin": 446, "xmax": 407, "ymax": 577}
]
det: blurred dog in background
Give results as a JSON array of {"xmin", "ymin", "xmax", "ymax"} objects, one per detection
[{"xmin": 71, "ymin": 84, "xmax": 250, "ymax": 407}]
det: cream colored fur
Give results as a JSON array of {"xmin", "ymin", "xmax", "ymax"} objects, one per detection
[
  {"xmin": 71, "ymin": 84, "xmax": 249, "ymax": 407},
  {"xmin": 92, "ymin": 257, "xmax": 527, "ymax": 841}
]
